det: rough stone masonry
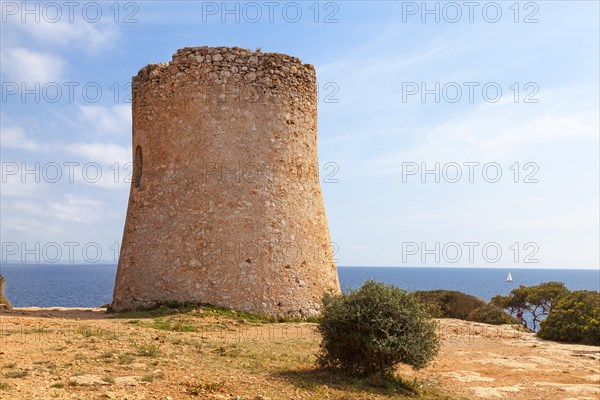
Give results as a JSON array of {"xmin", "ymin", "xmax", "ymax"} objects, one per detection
[{"xmin": 111, "ymin": 46, "xmax": 340, "ymax": 318}]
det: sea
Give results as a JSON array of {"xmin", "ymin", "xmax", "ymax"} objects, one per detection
[{"xmin": 1, "ymin": 264, "xmax": 598, "ymax": 308}]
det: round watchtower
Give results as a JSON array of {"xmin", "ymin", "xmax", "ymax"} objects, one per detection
[{"xmin": 111, "ymin": 46, "xmax": 340, "ymax": 318}]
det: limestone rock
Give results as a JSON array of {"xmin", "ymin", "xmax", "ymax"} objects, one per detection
[{"xmin": 69, "ymin": 374, "xmax": 110, "ymax": 386}]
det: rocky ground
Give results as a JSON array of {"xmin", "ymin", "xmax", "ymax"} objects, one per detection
[{"xmin": 0, "ymin": 307, "xmax": 598, "ymax": 400}]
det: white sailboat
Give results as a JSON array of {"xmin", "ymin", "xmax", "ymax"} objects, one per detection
[{"xmin": 506, "ymin": 272, "xmax": 513, "ymax": 282}]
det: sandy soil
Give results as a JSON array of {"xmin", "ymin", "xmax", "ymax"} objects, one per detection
[
  {"xmin": 0, "ymin": 308, "xmax": 598, "ymax": 400},
  {"xmin": 399, "ymin": 319, "xmax": 600, "ymax": 400}
]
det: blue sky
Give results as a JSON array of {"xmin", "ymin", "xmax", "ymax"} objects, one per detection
[{"xmin": 1, "ymin": 1, "xmax": 598, "ymax": 268}]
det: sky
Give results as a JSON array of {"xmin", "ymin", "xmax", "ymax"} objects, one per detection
[{"xmin": 1, "ymin": 1, "xmax": 599, "ymax": 269}]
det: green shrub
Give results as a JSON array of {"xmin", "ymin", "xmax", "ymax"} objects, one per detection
[
  {"xmin": 413, "ymin": 290, "xmax": 516, "ymax": 325},
  {"xmin": 537, "ymin": 290, "xmax": 600, "ymax": 345},
  {"xmin": 317, "ymin": 280, "xmax": 439, "ymax": 377},
  {"xmin": 0, "ymin": 276, "xmax": 12, "ymax": 309},
  {"xmin": 134, "ymin": 341, "xmax": 161, "ymax": 357},
  {"xmin": 413, "ymin": 290, "xmax": 487, "ymax": 320},
  {"xmin": 467, "ymin": 303, "xmax": 516, "ymax": 325}
]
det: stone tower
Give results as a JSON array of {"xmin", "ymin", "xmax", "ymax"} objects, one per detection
[{"xmin": 111, "ymin": 46, "xmax": 340, "ymax": 318}]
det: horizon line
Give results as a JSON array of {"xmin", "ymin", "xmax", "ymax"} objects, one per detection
[{"xmin": 0, "ymin": 263, "xmax": 598, "ymax": 271}]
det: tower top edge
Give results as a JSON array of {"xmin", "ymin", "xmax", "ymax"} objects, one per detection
[{"xmin": 133, "ymin": 46, "xmax": 316, "ymax": 85}]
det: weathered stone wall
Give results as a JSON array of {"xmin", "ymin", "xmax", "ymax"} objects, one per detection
[{"xmin": 111, "ymin": 46, "xmax": 340, "ymax": 318}]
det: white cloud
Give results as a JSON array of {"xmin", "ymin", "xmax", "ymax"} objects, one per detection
[
  {"xmin": 66, "ymin": 142, "xmax": 131, "ymax": 165},
  {"xmin": 2, "ymin": 47, "xmax": 66, "ymax": 84},
  {"xmin": 1, "ymin": 11, "xmax": 121, "ymax": 88},
  {"xmin": 15, "ymin": 18, "xmax": 120, "ymax": 54},
  {"xmin": 0, "ymin": 216, "xmax": 52, "ymax": 234},
  {"xmin": 0, "ymin": 125, "xmax": 43, "ymax": 151},
  {"xmin": 64, "ymin": 163, "xmax": 132, "ymax": 190},
  {"xmin": 0, "ymin": 175, "xmax": 44, "ymax": 197},
  {"xmin": 347, "ymin": 86, "xmax": 599, "ymax": 177},
  {"xmin": 48, "ymin": 194, "xmax": 106, "ymax": 223},
  {"xmin": 78, "ymin": 105, "xmax": 131, "ymax": 135},
  {"xmin": 11, "ymin": 193, "xmax": 106, "ymax": 224}
]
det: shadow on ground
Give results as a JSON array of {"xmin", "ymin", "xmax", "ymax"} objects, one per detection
[{"xmin": 272, "ymin": 367, "xmax": 445, "ymax": 399}]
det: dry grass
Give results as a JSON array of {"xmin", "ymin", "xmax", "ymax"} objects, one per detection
[{"xmin": 0, "ymin": 306, "xmax": 462, "ymax": 399}]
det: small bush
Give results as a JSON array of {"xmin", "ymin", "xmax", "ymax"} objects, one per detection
[
  {"xmin": 0, "ymin": 276, "xmax": 12, "ymax": 309},
  {"xmin": 117, "ymin": 353, "xmax": 135, "ymax": 365},
  {"xmin": 134, "ymin": 341, "xmax": 161, "ymax": 357},
  {"xmin": 413, "ymin": 290, "xmax": 516, "ymax": 325},
  {"xmin": 317, "ymin": 280, "xmax": 439, "ymax": 377},
  {"xmin": 468, "ymin": 303, "xmax": 517, "ymax": 325},
  {"xmin": 537, "ymin": 290, "xmax": 600, "ymax": 345},
  {"xmin": 187, "ymin": 380, "xmax": 225, "ymax": 395},
  {"xmin": 3, "ymin": 371, "xmax": 27, "ymax": 379},
  {"xmin": 151, "ymin": 317, "xmax": 197, "ymax": 332},
  {"xmin": 413, "ymin": 290, "xmax": 486, "ymax": 319}
]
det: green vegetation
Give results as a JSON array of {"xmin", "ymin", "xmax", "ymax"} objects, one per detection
[
  {"xmin": 3, "ymin": 371, "xmax": 28, "ymax": 379},
  {"xmin": 537, "ymin": 290, "xmax": 600, "ymax": 346},
  {"xmin": 466, "ymin": 303, "xmax": 518, "ymax": 325},
  {"xmin": 0, "ymin": 276, "xmax": 12, "ymax": 309},
  {"xmin": 317, "ymin": 280, "xmax": 439, "ymax": 378},
  {"xmin": 491, "ymin": 281, "xmax": 600, "ymax": 345},
  {"xmin": 491, "ymin": 282, "xmax": 569, "ymax": 330},
  {"xmin": 75, "ymin": 325, "xmax": 111, "ymax": 338},
  {"xmin": 117, "ymin": 352, "xmax": 135, "ymax": 365},
  {"xmin": 110, "ymin": 302, "xmax": 281, "ymax": 322},
  {"xmin": 134, "ymin": 341, "xmax": 161, "ymax": 357},
  {"xmin": 413, "ymin": 290, "xmax": 516, "ymax": 325},
  {"xmin": 110, "ymin": 301, "xmax": 322, "ymax": 323},
  {"xmin": 187, "ymin": 380, "xmax": 225, "ymax": 395},
  {"xmin": 151, "ymin": 317, "xmax": 197, "ymax": 332},
  {"xmin": 276, "ymin": 368, "xmax": 461, "ymax": 399},
  {"xmin": 100, "ymin": 351, "xmax": 114, "ymax": 360}
]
